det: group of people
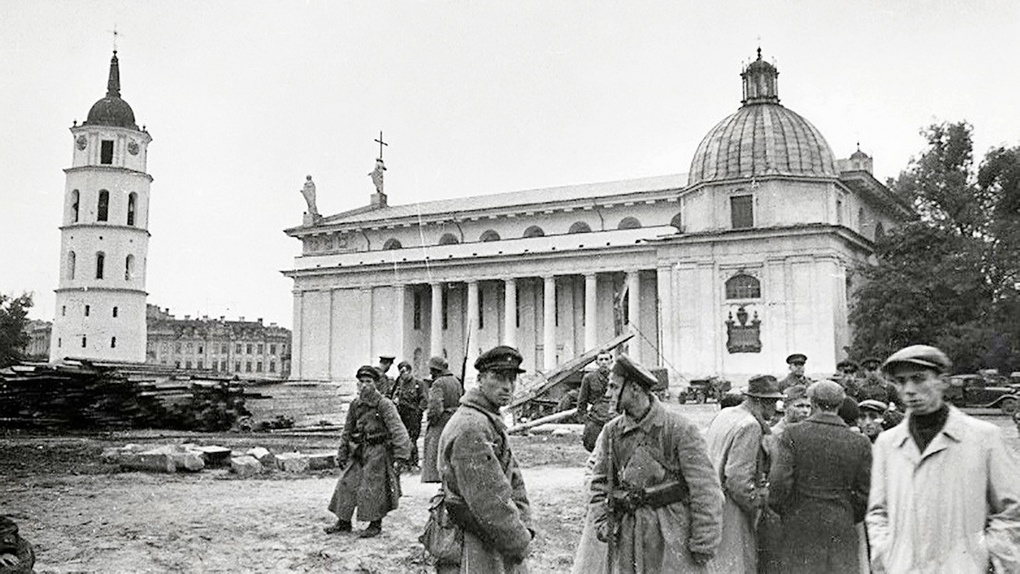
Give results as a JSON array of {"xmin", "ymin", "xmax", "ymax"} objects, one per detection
[{"xmin": 320, "ymin": 343, "xmax": 1020, "ymax": 574}]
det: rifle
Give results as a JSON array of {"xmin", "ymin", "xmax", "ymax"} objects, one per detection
[
  {"xmin": 459, "ymin": 329, "xmax": 471, "ymax": 390},
  {"xmin": 604, "ymin": 427, "xmax": 618, "ymax": 568}
]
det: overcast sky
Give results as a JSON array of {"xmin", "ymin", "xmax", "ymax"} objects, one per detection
[{"xmin": 2, "ymin": 1, "xmax": 1018, "ymax": 329}]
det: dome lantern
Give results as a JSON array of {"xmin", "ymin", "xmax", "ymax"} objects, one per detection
[{"xmin": 741, "ymin": 47, "xmax": 779, "ymax": 105}]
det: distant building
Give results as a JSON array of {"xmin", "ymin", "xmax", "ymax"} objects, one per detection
[
  {"xmin": 23, "ymin": 320, "xmax": 53, "ymax": 362},
  {"xmin": 145, "ymin": 305, "xmax": 292, "ymax": 380},
  {"xmin": 283, "ymin": 50, "xmax": 912, "ymax": 384},
  {"xmin": 50, "ymin": 50, "xmax": 153, "ymax": 363}
]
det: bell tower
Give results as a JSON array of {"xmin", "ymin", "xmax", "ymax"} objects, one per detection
[{"xmin": 50, "ymin": 50, "xmax": 153, "ymax": 363}]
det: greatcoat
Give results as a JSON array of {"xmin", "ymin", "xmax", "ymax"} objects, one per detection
[
  {"xmin": 769, "ymin": 412, "xmax": 872, "ymax": 574},
  {"xmin": 437, "ymin": 388, "xmax": 532, "ymax": 574},
  {"xmin": 328, "ymin": 393, "xmax": 411, "ymax": 522},
  {"xmin": 571, "ymin": 396, "xmax": 723, "ymax": 574},
  {"xmin": 703, "ymin": 403, "xmax": 771, "ymax": 574},
  {"xmin": 866, "ymin": 406, "xmax": 1020, "ymax": 573},
  {"xmin": 422, "ymin": 371, "xmax": 463, "ymax": 483}
]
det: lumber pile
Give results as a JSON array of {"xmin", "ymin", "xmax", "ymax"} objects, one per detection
[{"xmin": 0, "ymin": 359, "xmax": 250, "ymax": 431}]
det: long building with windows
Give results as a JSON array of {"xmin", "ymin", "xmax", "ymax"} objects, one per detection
[
  {"xmin": 145, "ymin": 305, "xmax": 291, "ymax": 380},
  {"xmin": 283, "ymin": 51, "xmax": 912, "ymax": 384}
]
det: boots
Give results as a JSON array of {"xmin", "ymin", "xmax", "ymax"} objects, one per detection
[
  {"xmin": 324, "ymin": 519, "xmax": 352, "ymax": 534},
  {"xmin": 359, "ymin": 519, "xmax": 382, "ymax": 538}
]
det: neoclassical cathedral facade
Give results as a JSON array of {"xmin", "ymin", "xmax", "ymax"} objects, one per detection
[{"xmin": 284, "ymin": 51, "xmax": 912, "ymax": 385}]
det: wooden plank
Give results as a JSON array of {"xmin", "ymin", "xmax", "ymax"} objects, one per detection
[{"xmin": 507, "ymin": 332, "xmax": 633, "ymax": 409}]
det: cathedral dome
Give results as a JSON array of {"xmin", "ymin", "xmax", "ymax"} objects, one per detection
[
  {"xmin": 688, "ymin": 50, "xmax": 836, "ymax": 186},
  {"xmin": 83, "ymin": 51, "xmax": 139, "ymax": 130}
]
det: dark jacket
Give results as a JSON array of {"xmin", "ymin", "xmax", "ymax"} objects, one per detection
[
  {"xmin": 422, "ymin": 371, "xmax": 463, "ymax": 483},
  {"xmin": 393, "ymin": 373, "xmax": 427, "ymax": 412},
  {"xmin": 577, "ymin": 369, "xmax": 611, "ymax": 422},
  {"xmin": 769, "ymin": 412, "xmax": 872, "ymax": 574},
  {"xmin": 439, "ymin": 388, "xmax": 532, "ymax": 573}
]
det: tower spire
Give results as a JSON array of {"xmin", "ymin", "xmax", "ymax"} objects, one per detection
[{"xmin": 106, "ymin": 51, "xmax": 121, "ymax": 98}]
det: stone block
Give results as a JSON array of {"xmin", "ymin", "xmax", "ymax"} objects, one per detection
[
  {"xmin": 307, "ymin": 452, "xmax": 337, "ymax": 470},
  {"xmin": 169, "ymin": 451, "xmax": 206, "ymax": 472},
  {"xmin": 119, "ymin": 451, "xmax": 176, "ymax": 473},
  {"xmin": 194, "ymin": 446, "xmax": 233, "ymax": 467},
  {"xmin": 230, "ymin": 456, "xmax": 263, "ymax": 477},
  {"xmin": 275, "ymin": 452, "xmax": 310, "ymax": 473},
  {"xmin": 246, "ymin": 447, "xmax": 276, "ymax": 467}
]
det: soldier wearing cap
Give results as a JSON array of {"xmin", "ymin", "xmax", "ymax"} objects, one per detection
[
  {"xmin": 572, "ymin": 354, "xmax": 722, "ymax": 573},
  {"xmin": 769, "ymin": 381, "xmax": 872, "ymax": 574},
  {"xmin": 704, "ymin": 374, "xmax": 783, "ymax": 574},
  {"xmin": 834, "ymin": 360, "xmax": 863, "ymax": 400},
  {"xmin": 375, "ymin": 355, "xmax": 397, "ymax": 398},
  {"xmin": 857, "ymin": 356, "xmax": 904, "ymax": 411},
  {"xmin": 866, "ymin": 345, "xmax": 1020, "ymax": 573},
  {"xmin": 576, "ymin": 351, "xmax": 614, "ymax": 452},
  {"xmin": 422, "ymin": 356, "xmax": 463, "ymax": 483},
  {"xmin": 437, "ymin": 346, "xmax": 533, "ymax": 573},
  {"xmin": 392, "ymin": 360, "xmax": 428, "ymax": 470},
  {"xmin": 856, "ymin": 399, "xmax": 903, "ymax": 443},
  {"xmin": 778, "ymin": 353, "xmax": 810, "ymax": 391},
  {"xmin": 326, "ymin": 365, "xmax": 412, "ymax": 538}
]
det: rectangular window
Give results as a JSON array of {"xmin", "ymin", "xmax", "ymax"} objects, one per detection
[
  {"xmin": 270, "ymin": 344, "xmax": 277, "ymax": 355},
  {"xmin": 442, "ymin": 292, "xmax": 449, "ymax": 330},
  {"xmin": 100, "ymin": 140, "xmax": 114, "ymax": 164},
  {"xmin": 413, "ymin": 291, "xmax": 423, "ymax": 330},
  {"xmin": 197, "ymin": 360, "xmax": 203, "ymax": 369},
  {"xmin": 257, "ymin": 344, "xmax": 263, "ymax": 354},
  {"xmin": 185, "ymin": 361, "xmax": 192, "ymax": 369},
  {"xmin": 198, "ymin": 345, "xmax": 204, "ymax": 354},
  {"xmin": 731, "ymin": 195, "xmax": 754, "ymax": 229},
  {"xmin": 85, "ymin": 304, "xmax": 90, "ymax": 317},
  {"xmin": 176, "ymin": 361, "xmax": 181, "ymax": 368},
  {"xmin": 175, "ymin": 343, "xmax": 182, "ymax": 353},
  {"xmin": 269, "ymin": 361, "xmax": 276, "ymax": 373},
  {"xmin": 82, "ymin": 336, "xmax": 87, "ymax": 348},
  {"xmin": 246, "ymin": 362, "xmax": 252, "ymax": 373},
  {"xmin": 478, "ymin": 289, "xmax": 485, "ymax": 330},
  {"xmin": 246, "ymin": 344, "xmax": 253, "ymax": 354},
  {"xmin": 222, "ymin": 344, "xmax": 228, "ymax": 354},
  {"xmin": 256, "ymin": 362, "xmax": 263, "ymax": 373},
  {"xmin": 235, "ymin": 362, "xmax": 241, "ymax": 372},
  {"xmin": 112, "ymin": 306, "xmax": 118, "ymax": 318},
  {"xmin": 836, "ymin": 199, "xmax": 844, "ymax": 225},
  {"xmin": 236, "ymin": 343, "xmax": 242, "ymax": 353},
  {"xmin": 220, "ymin": 361, "xmax": 227, "ymax": 371}
]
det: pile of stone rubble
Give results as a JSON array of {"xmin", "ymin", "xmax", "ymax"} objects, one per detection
[{"xmin": 101, "ymin": 443, "xmax": 338, "ymax": 477}]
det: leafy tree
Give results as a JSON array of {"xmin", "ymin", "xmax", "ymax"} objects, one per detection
[{"xmin": 0, "ymin": 293, "xmax": 33, "ymax": 369}]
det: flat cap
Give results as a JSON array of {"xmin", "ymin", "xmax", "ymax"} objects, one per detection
[
  {"xmin": 786, "ymin": 353, "xmax": 807, "ymax": 365},
  {"xmin": 881, "ymin": 345, "xmax": 952, "ymax": 375},
  {"xmin": 611, "ymin": 354, "xmax": 661, "ymax": 390},
  {"xmin": 475, "ymin": 345, "xmax": 525, "ymax": 374},
  {"xmin": 858, "ymin": 399, "xmax": 889, "ymax": 413},
  {"xmin": 427, "ymin": 356, "xmax": 449, "ymax": 372},
  {"xmin": 356, "ymin": 365, "xmax": 380, "ymax": 381},
  {"xmin": 808, "ymin": 380, "xmax": 846, "ymax": 408},
  {"xmin": 744, "ymin": 374, "xmax": 784, "ymax": 399}
]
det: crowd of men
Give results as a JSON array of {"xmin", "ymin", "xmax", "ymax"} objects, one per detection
[{"xmin": 318, "ymin": 342, "xmax": 1019, "ymax": 574}]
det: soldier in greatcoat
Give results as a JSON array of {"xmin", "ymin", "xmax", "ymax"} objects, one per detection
[
  {"xmin": 325, "ymin": 365, "xmax": 411, "ymax": 538},
  {"xmin": 392, "ymin": 360, "xmax": 428, "ymax": 469},
  {"xmin": 778, "ymin": 353, "xmax": 811, "ymax": 391},
  {"xmin": 769, "ymin": 381, "xmax": 872, "ymax": 574},
  {"xmin": 572, "ymin": 354, "xmax": 723, "ymax": 574},
  {"xmin": 422, "ymin": 356, "xmax": 463, "ymax": 483},
  {"xmin": 438, "ymin": 346, "xmax": 533, "ymax": 573}
]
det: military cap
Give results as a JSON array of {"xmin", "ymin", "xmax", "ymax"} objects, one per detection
[
  {"xmin": 356, "ymin": 365, "xmax": 380, "ymax": 381},
  {"xmin": 808, "ymin": 380, "xmax": 846, "ymax": 408},
  {"xmin": 397, "ymin": 360, "xmax": 412, "ymax": 371},
  {"xmin": 744, "ymin": 374, "xmax": 784, "ymax": 399},
  {"xmin": 858, "ymin": 399, "xmax": 889, "ymax": 413},
  {"xmin": 836, "ymin": 359, "xmax": 859, "ymax": 371},
  {"xmin": 378, "ymin": 355, "xmax": 396, "ymax": 362},
  {"xmin": 786, "ymin": 353, "xmax": 808, "ymax": 365},
  {"xmin": 427, "ymin": 356, "xmax": 449, "ymax": 372},
  {"xmin": 881, "ymin": 345, "xmax": 952, "ymax": 375},
  {"xmin": 475, "ymin": 345, "xmax": 525, "ymax": 374},
  {"xmin": 861, "ymin": 357, "xmax": 882, "ymax": 369},
  {"xmin": 611, "ymin": 354, "xmax": 660, "ymax": 390},
  {"xmin": 784, "ymin": 384, "xmax": 808, "ymax": 402}
]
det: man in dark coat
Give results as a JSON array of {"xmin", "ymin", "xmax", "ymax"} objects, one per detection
[
  {"xmin": 0, "ymin": 516, "xmax": 33, "ymax": 574},
  {"xmin": 392, "ymin": 360, "xmax": 428, "ymax": 470},
  {"xmin": 326, "ymin": 365, "xmax": 411, "ymax": 538},
  {"xmin": 576, "ymin": 351, "xmax": 614, "ymax": 452},
  {"xmin": 858, "ymin": 357, "xmax": 905, "ymax": 411},
  {"xmin": 438, "ymin": 345, "xmax": 533, "ymax": 573},
  {"xmin": 422, "ymin": 356, "xmax": 462, "ymax": 483},
  {"xmin": 778, "ymin": 353, "xmax": 811, "ymax": 391},
  {"xmin": 769, "ymin": 380, "xmax": 872, "ymax": 574},
  {"xmin": 375, "ymin": 355, "xmax": 396, "ymax": 398}
]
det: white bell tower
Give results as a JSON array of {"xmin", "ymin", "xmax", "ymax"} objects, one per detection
[{"xmin": 50, "ymin": 50, "xmax": 152, "ymax": 363}]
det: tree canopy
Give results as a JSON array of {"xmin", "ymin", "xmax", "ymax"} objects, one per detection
[
  {"xmin": 850, "ymin": 122, "xmax": 1020, "ymax": 374},
  {"xmin": 0, "ymin": 292, "xmax": 33, "ymax": 369}
]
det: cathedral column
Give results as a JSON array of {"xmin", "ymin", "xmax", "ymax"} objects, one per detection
[
  {"xmin": 430, "ymin": 282, "xmax": 443, "ymax": 358},
  {"xmin": 543, "ymin": 275, "xmax": 556, "ymax": 370},
  {"xmin": 627, "ymin": 270, "xmax": 641, "ymax": 362},
  {"xmin": 584, "ymin": 273, "xmax": 598, "ymax": 352},
  {"xmin": 656, "ymin": 265, "xmax": 673, "ymax": 370},
  {"xmin": 466, "ymin": 280, "xmax": 479, "ymax": 379},
  {"xmin": 504, "ymin": 278, "xmax": 517, "ymax": 348}
]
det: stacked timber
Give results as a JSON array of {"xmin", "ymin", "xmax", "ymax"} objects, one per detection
[{"xmin": 0, "ymin": 359, "xmax": 250, "ymax": 431}]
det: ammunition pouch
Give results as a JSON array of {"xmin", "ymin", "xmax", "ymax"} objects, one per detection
[
  {"xmin": 609, "ymin": 479, "xmax": 690, "ymax": 514},
  {"xmin": 351, "ymin": 432, "xmax": 389, "ymax": 446}
]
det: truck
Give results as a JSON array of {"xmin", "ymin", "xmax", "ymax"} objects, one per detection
[{"xmin": 945, "ymin": 373, "xmax": 1020, "ymax": 415}]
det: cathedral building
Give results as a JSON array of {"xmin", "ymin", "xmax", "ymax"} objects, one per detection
[
  {"xmin": 50, "ymin": 51, "xmax": 153, "ymax": 363},
  {"xmin": 283, "ymin": 51, "xmax": 912, "ymax": 384}
]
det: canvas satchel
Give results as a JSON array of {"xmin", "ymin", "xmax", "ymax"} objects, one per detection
[{"xmin": 419, "ymin": 489, "xmax": 463, "ymax": 565}]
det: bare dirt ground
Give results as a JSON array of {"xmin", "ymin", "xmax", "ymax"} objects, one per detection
[{"xmin": 2, "ymin": 399, "xmax": 1017, "ymax": 574}]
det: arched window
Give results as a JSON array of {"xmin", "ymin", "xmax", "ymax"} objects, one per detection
[
  {"xmin": 70, "ymin": 190, "xmax": 80, "ymax": 223},
  {"xmin": 670, "ymin": 212, "xmax": 683, "ymax": 230},
  {"xmin": 97, "ymin": 190, "xmax": 109, "ymax": 222},
  {"xmin": 95, "ymin": 252, "xmax": 105, "ymax": 279},
  {"xmin": 125, "ymin": 254, "xmax": 135, "ymax": 280},
  {"xmin": 725, "ymin": 274, "xmax": 761, "ymax": 300},
  {"xmin": 875, "ymin": 222, "xmax": 885, "ymax": 241},
  {"xmin": 67, "ymin": 251, "xmax": 76, "ymax": 280},
  {"xmin": 383, "ymin": 238, "xmax": 402, "ymax": 250},
  {"xmin": 568, "ymin": 221, "xmax": 591, "ymax": 234},
  {"xmin": 523, "ymin": 225, "xmax": 545, "ymax": 238},
  {"xmin": 439, "ymin": 233, "xmax": 460, "ymax": 245},
  {"xmin": 127, "ymin": 193, "xmax": 137, "ymax": 226},
  {"xmin": 480, "ymin": 230, "xmax": 501, "ymax": 242},
  {"xmin": 618, "ymin": 217, "xmax": 642, "ymax": 230}
]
